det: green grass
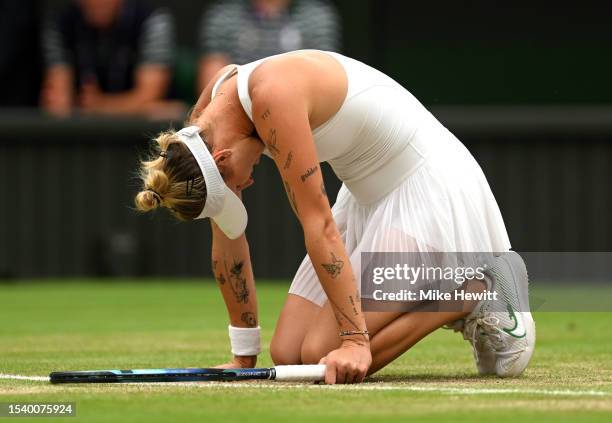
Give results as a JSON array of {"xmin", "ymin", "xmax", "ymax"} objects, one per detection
[{"xmin": 1, "ymin": 280, "xmax": 611, "ymax": 422}]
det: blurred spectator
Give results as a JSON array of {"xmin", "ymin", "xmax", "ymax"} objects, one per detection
[
  {"xmin": 41, "ymin": 0, "xmax": 183, "ymax": 118},
  {"xmin": 0, "ymin": 0, "xmax": 42, "ymax": 107},
  {"xmin": 198, "ymin": 0, "xmax": 341, "ymax": 91}
]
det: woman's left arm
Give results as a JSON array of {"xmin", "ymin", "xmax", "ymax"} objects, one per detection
[
  {"xmin": 250, "ymin": 70, "xmax": 372, "ymax": 384},
  {"xmin": 187, "ymin": 64, "xmax": 237, "ymax": 124}
]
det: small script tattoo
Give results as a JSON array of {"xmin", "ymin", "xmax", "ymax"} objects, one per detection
[
  {"xmin": 328, "ymin": 297, "xmax": 361, "ymax": 331},
  {"xmin": 321, "ymin": 252, "xmax": 344, "ymax": 278},
  {"xmin": 283, "ymin": 151, "xmax": 293, "ymax": 170},
  {"xmin": 300, "ymin": 166, "xmax": 319, "ymax": 182},
  {"xmin": 261, "ymin": 109, "xmax": 271, "ymax": 120},
  {"xmin": 349, "ymin": 295, "xmax": 359, "ymax": 317},
  {"xmin": 266, "ymin": 128, "xmax": 280, "ymax": 157},
  {"xmin": 241, "ymin": 312, "xmax": 257, "ymax": 327}
]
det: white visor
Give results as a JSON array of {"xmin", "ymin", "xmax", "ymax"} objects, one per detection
[{"xmin": 175, "ymin": 126, "xmax": 248, "ymax": 239}]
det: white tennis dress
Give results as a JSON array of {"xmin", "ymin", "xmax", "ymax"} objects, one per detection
[{"xmin": 213, "ymin": 50, "xmax": 511, "ymax": 306}]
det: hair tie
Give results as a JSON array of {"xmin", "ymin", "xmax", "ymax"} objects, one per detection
[
  {"xmin": 159, "ymin": 151, "xmax": 168, "ymax": 158},
  {"xmin": 148, "ymin": 189, "xmax": 163, "ymax": 205}
]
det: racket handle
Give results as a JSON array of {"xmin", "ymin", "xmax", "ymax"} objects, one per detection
[{"xmin": 273, "ymin": 365, "xmax": 326, "ymax": 381}]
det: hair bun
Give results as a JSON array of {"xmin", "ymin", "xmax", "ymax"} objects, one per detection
[{"xmin": 135, "ymin": 190, "xmax": 161, "ymax": 212}]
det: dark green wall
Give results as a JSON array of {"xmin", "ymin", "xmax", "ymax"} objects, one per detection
[{"xmin": 372, "ymin": 2, "xmax": 612, "ymax": 104}]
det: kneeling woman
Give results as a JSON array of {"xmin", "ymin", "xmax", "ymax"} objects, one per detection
[{"xmin": 135, "ymin": 50, "xmax": 535, "ymax": 384}]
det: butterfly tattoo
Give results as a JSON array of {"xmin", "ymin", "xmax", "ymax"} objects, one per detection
[{"xmin": 321, "ymin": 252, "xmax": 344, "ymax": 279}]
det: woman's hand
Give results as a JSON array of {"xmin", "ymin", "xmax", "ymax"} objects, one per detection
[
  {"xmin": 319, "ymin": 339, "xmax": 372, "ymax": 384},
  {"xmin": 214, "ymin": 355, "xmax": 257, "ymax": 369}
]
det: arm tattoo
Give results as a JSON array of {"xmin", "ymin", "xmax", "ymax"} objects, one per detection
[
  {"xmin": 261, "ymin": 109, "xmax": 271, "ymax": 120},
  {"xmin": 223, "ymin": 259, "xmax": 250, "ymax": 303},
  {"xmin": 327, "ymin": 296, "xmax": 361, "ymax": 331},
  {"xmin": 213, "ymin": 259, "xmax": 226, "ymax": 284},
  {"xmin": 241, "ymin": 312, "xmax": 258, "ymax": 327},
  {"xmin": 300, "ymin": 166, "xmax": 319, "ymax": 182},
  {"xmin": 283, "ymin": 180, "xmax": 299, "ymax": 216},
  {"xmin": 349, "ymin": 295, "xmax": 359, "ymax": 317},
  {"xmin": 283, "ymin": 151, "xmax": 293, "ymax": 170},
  {"xmin": 266, "ymin": 128, "xmax": 280, "ymax": 157},
  {"xmin": 321, "ymin": 252, "xmax": 344, "ymax": 278}
]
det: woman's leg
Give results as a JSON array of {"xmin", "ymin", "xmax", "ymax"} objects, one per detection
[
  {"xmin": 269, "ymin": 294, "xmax": 321, "ymax": 365},
  {"xmin": 301, "ymin": 279, "xmax": 486, "ymax": 373},
  {"xmin": 301, "ymin": 306, "xmax": 470, "ymax": 372},
  {"xmin": 367, "ymin": 310, "xmax": 469, "ymax": 374}
]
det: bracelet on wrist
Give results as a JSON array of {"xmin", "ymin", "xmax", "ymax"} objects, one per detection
[{"xmin": 339, "ymin": 330, "xmax": 370, "ymax": 337}]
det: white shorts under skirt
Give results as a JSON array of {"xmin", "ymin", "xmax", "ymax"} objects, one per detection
[{"xmin": 289, "ymin": 126, "xmax": 512, "ymax": 306}]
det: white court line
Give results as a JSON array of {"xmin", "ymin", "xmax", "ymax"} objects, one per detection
[
  {"xmin": 0, "ymin": 374, "xmax": 609, "ymax": 397},
  {"xmin": 0, "ymin": 374, "xmax": 49, "ymax": 382},
  {"xmin": 147, "ymin": 383, "xmax": 612, "ymax": 397}
]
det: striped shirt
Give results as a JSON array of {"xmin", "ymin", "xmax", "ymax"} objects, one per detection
[
  {"xmin": 199, "ymin": 0, "xmax": 341, "ymax": 64},
  {"xmin": 42, "ymin": 1, "xmax": 174, "ymax": 92}
]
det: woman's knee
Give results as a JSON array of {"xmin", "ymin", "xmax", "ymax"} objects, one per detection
[
  {"xmin": 270, "ymin": 294, "xmax": 322, "ymax": 365},
  {"xmin": 270, "ymin": 334, "xmax": 301, "ymax": 365}
]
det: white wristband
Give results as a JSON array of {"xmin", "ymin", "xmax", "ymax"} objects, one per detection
[{"xmin": 228, "ymin": 325, "xmax": 261, "ymax": 356}]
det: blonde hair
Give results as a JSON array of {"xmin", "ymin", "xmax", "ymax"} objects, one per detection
[{"xmin": 135, "ymin": 131, "xmax": 207, "ymax": 220}]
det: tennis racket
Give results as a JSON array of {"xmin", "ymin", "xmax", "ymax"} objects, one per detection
[{"xmin": 49, "ymin": 365, "xmax": 326, "ymax": 384}]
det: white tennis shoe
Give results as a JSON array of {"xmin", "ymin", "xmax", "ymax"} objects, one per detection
[
  {"xmin": 445, "ymin": 318, "xmax": 496, "ymax": 375},
  {"xmin": 462, "ymin": 251, "xmax": 536, "ymax": 377}
]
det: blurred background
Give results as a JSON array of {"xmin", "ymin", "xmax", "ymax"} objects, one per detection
[{"xmin": 0, "ymin": 0, "xmax": 611, "ymax": 280}]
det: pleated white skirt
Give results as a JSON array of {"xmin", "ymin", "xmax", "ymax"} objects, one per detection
[{"xmin": 289, "ymin": 125, "xmax": 511, "ymax": 306}]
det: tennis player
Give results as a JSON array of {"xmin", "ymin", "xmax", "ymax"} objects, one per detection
[{"xmin": 135, "ymin": 50, "xmax": 535, "ymax": 384}]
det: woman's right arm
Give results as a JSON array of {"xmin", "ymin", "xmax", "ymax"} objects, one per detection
[{"xmin": 210, "ymin": 221, "xmax": 259, "ymax": 368}]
